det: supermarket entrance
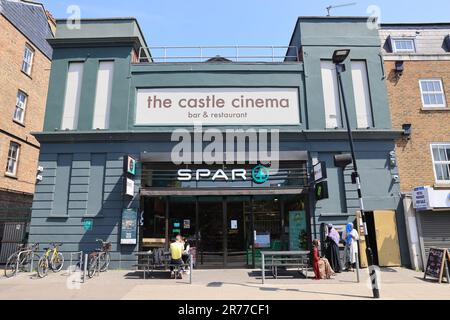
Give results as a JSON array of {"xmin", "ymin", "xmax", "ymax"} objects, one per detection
[{"xmin": 140, "ymin": 195, "xmax": 308, "ymax": 268}]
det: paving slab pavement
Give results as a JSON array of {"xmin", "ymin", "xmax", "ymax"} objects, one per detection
[{"xmin": 0, "ymin": 267, "xmax": 449, "ymax": 300}]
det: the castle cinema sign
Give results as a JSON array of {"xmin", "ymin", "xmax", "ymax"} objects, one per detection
[{"xmin": 135, "ymin": 87, "xmax": 300, "ymax": 126}]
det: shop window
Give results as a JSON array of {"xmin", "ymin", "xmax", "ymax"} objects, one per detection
[
  {"xmin": 92, "ymin": 61, "xmax": 114, "ymax": 129},
  {"xmin": 61, "ymin": 62, "xmax": 84, "ymax": 130},
  {"xmin": 431, "ymin": 144, "xmax": 450, "ymax": 183},
  {"xmin": 419, "ymin": 79, "xmax": 447, "ymax": 109},
  {"xmin": 320, "ymin": 60, "xmax": 342, "ymax": 129},
  {"xmin": 351, "ymin": 61, "xmax": 374, "ymax": 128},
  {"xmin": 14, "ymin": 90, "xmax": 27, "ymax": 124},
  {"xmin": 141, "ymin": 197, "xmax": 167, "ymax": 240},
  {"xmin": 21, "ymin": 45, "xmax": 34, "ymax": 75},
  {"xmin": 6, "ymin": 142, "xmax": 20, "ymax": 176}
]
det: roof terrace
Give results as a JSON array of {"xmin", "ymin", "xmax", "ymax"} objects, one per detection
[{"xmin": 137, "ymin": 45, "xmax": 300, "ymax": 63}]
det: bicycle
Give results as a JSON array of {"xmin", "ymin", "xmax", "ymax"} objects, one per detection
[
  {"xmin": 4, "ymin": 243, "xmax": 40, "ymax": 278},
  {"xmin": 87, "ymin": 239, "xmax": 112, "ymax": 278},
  {"xmin": 37, "ymin": 242, "xmax": 64, "ymax": 278}
]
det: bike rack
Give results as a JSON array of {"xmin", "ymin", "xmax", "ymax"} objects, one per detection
[
  {"xmin": 68, "ymin": 251, "xmax": 83, "ymax": 273},
  {"xmin": 15, "ymin": 249, "xmax": 38, "ymax": 277}
]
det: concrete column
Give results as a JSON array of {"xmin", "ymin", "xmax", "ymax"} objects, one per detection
[{"xmin": 402, "ymin": 195, "xmax": 423, "ymax": 270}]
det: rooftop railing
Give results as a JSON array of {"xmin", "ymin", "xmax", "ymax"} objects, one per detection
[{"xmin": 137, "ymin": 45, "xmax": 300, "ymax": 63}]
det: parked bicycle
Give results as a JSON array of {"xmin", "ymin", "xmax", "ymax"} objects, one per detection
[
  {"xmin": 87, "ymin": 239, "xmax": 112, "ymax": 278},
  {"xmin": 37, "ymin": 242, "xmax": 64, "ymax": 278},
  {"xmin": 4, "ymin": 243, "xmax": 40, "ymax": 278}
]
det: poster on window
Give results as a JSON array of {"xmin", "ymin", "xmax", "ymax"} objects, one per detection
[
  {"xmin": 289, "ymin": 211, "xmax": 307, "ymax": 250},
  {"xmin": 255, "ymin": 233, "xmax": 271, "ymax": 248}
]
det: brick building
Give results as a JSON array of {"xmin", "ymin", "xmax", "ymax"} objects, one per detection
[
  {"xmin": 0, "ymin": 0, "xmax": 54, "ymax": 260},
  {"xmin": 380, "ymin": 23, "xmax": 450, "ymax": 270}
]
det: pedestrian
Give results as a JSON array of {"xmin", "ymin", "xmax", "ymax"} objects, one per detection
[
  {"xmin": 312, "ymin": 239, "xmax": 321, "ymax": 280},
  {"xmin": 312, "ymin": 239, "xmax": 335, "ymax": 280},
  {"xmin": 182, "ymin": 237, "xmax": 191, "ymax": 275},
  {"xmin": 342, "ymin": 222, "xmax": 359, "ymax": 271},
  {"xmin": 169, "ymin": 234, "xmax": 184, "ymax": 279},
  {"xmin": 325, "ymin": 224, "xmax": 342, "ymax": 273}
]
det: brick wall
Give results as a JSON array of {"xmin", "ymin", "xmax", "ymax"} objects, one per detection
[
  {"xmin": 0, "ymin": 189, "xmax": 32, "ymax": 221},
  {"xmin": 0, "ymin": 15, "xmax": 51, "ymax": 196},
  {"xmin": 385, "ymin": 60, "xmax": 450, "ymax": 192}
]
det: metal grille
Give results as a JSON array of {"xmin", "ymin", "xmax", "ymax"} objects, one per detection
[
  {"xmin": 420, "ymin": 211, "xmax": 450, "ymax": 258},
  {"xmin": 0, "ymin": 222, "xmax": 26, "ymax": 263}
]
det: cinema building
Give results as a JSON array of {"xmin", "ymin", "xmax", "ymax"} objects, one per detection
[{"xmin": 29, "ymin": 17, "xmax": 411, "ymax": 269}]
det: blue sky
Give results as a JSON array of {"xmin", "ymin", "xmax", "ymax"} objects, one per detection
[{"xmin": 40, "ymin": 0, "xmax": 450, "ymax": 46}]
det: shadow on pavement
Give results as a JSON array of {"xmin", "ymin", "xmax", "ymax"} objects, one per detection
[
  {"xmin": 205, "ymin": 280, "xmax": 370, "ymax": 299},
  {"xmin": 247, "ymin": 269, "xmax": 308, "ymax": 280},
  {"xmin": 414, "ymin": 276, "xmax": 449, "ymax": 284},
  {"xmin": 124, "ymin": 270, "xmax": 170, "ymax": 279}
]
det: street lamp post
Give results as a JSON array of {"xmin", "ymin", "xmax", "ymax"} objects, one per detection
[{"xmin": 332, "ymin": 49, "xmax": 381, "ymax": 299}]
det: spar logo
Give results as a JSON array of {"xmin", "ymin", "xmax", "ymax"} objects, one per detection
[
  {"xmin": 177, "ymin": 164, "xmax": 270, "ymax": 184},
  {"xmin": 252, "ymin": 165, "xmax": 270, "ymax": 184}
]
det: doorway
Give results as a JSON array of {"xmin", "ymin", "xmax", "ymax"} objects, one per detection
[
  {"xmin": 357, "ymin": 210, "xmax": 401, "ymax": 267},
  {"xmin": 197, "ymin": 197, "xmax": 248, "ymax": 268},
  {"xmin": 198, "ymin": 198, "xmax": 225, "ymax": 267}
]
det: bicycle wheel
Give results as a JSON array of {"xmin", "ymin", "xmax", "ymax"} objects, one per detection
[
  {"xmin": 37, "ymin": 256, "xmax": 49, "ymax": 278},
  {"xmin": 87, "ymin": 255, "xmax": 98, "ymax": 278},
  {"xmin": 50, "ymin": 252, "xmax": 65, "ymax": 272},
  {"xmin": 99, "ymin": 252, "xmax": 111, "ymax": 272},
  {"xmin": 4, "ymin": 254, "xmax": 18, "ymax": 278}
]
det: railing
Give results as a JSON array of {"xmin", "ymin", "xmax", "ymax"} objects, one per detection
[{"xmin": 137, "ymin": 45, "xmax": 300, "ymax": 63}]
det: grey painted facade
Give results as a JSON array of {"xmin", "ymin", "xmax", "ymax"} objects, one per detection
[{"xmin": 29, "ymin": 17, "xmax": 409, "ymax": 268}]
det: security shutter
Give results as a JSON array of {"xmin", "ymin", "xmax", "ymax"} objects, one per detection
[{"xmin": 420, "ymin": 211, "xmax": 450, "ymax": 259}]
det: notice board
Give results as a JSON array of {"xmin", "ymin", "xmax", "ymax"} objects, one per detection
[
  {"xmin": 424, "ymin": 248, "xmax": 450, "ymax": 284},
  {"xmin": 121, "ymin": 209, "xmax": 138, "ymax": 245}
]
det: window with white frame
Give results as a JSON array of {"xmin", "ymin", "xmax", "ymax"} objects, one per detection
[
  {"xmin": 6, "ymin": 142, "xmax": 20, "ymax": 176},
  {"xmin": 431, "ymin": 144, "xmax": 450, "ymax": 183},
  {"xmin": 21, "ymin": 45, "xmax": 34, "ymax": 75},
  {"xmin": 14, "ymin": 90, "xmax": 27, "ymax": 123},
  {"xmin": 419, "ymin": 79, "xmax": 447, "ymax": 108},
  {"xmin": 391, "ymin": 38, "xmax": 416, "ymax": 53}
]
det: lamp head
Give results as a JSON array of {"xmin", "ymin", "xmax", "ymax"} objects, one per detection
[
  {"xmin": 332, "ymin": 49, "xmax": 351, "ymax": 64},
  {"xmin": 395, "ymin": 61, "xmax": 404, "ymax": 74}
]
